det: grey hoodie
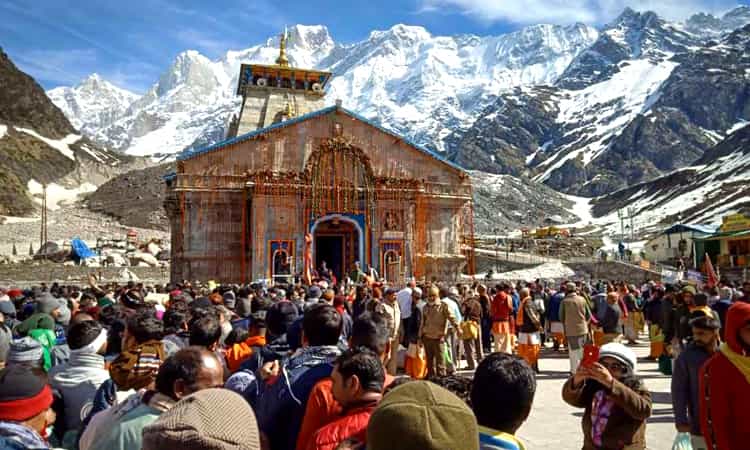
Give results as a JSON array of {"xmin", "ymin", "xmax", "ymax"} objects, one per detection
[{"xmin": 49, "ymin": 351, "xmax": 110, "ymax": 433}]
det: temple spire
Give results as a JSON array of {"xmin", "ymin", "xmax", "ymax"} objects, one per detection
[{"xmin": 276, "ymin": 27, "xmax": 290, "ymax": 67}]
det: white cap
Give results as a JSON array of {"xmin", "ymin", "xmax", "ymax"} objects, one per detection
[{"xmin": 599, "ymin": 343, "xmax": 637, "ymax": 373}]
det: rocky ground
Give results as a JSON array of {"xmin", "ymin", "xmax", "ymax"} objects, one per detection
[{"xmin": 0, "ymin": 205, "xmax": 169, "ymax": 258}]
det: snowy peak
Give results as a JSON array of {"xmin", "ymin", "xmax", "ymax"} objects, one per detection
[
  {"xmin": 686, "ymin": 6, "xmax": 750, "ymax": 37},
  {"xmin": 47, "ymin": 74, "xmax": 138, "ymax": 134},
  {"xmin": 287, "ymin": 24, "xmax": 335, "ymax": 51},
  {"xmin": 52, "ymin": 22, "xmax": 598, "ymax": 157},
  {"xmin": 367, "ymin": 24, "xmax": 432, "ymax": 44},
  {"xmin": 556, "ymin": 8, "xmax": 699, "ymax": 90},
  {"xmin": 155, "ymin": 50, "xmax": 219, "ymax": 97}
]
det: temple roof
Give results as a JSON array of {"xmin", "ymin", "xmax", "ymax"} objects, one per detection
[{"xmin": 176, "ymin": 105, "xmax": 465, "ymax": 173}]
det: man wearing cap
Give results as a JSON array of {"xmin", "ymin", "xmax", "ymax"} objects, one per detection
[
  {"xmin": 382, "ymin": 287, "xmax": 401, "ymax": 375},
  {"xmin": 672, "ymin": 315, "xmax": 720, "ymax": 450},
  {"xmin": 0, "ymin": 366, "xmax": 56, "ymax": 449},
  {"xmin": 559, "ymin": 282, "xmax": 592, "ymax": 373},
  {"xmin": 420, "ymin": 286, "xmax": 459, "ymax": 378},
  {"xmin": 367, "ymin": 381, "xmax": 480, "ymax": 450},
  {"xmin": 141, "ymin": 388, "xmax": 260, "ymax": 450}
]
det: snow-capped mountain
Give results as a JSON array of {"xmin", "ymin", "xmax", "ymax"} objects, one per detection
[
  {"xmin": 685, "ymin": 6, "xmax": 750, "ymax": 37},
  {"xmin": 47, "ymin": 74, "xmax": 138, "ymax": 136},
  {"xmin": 49, "ymin": 23, "xmax": 598, "ymax": 157},
  {"xmin": 587, "ymin": 124, "xmax": 750, "ymax": 234},
  {"xmin": 451, "ymin": 11, "xmax": 750, "ymax": 196}
]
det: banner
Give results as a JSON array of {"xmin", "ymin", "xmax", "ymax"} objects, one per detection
[{"xmin": 661, "ymin": 269, "xmax": 681, "ymax": 284}]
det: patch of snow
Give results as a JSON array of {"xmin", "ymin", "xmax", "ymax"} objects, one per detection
[
  {"xmin": 526, "ymin": 140, "xmax": 552, "ymax": 165},
  {"xmin": 474, "ymin": 261, "xmax": 575, "ymax": 281},
  {"xmin": 27, "ymin": 180, "xmax": 97, "ymax": 211},
  {"xmin": 561, "ymin": 194, "xmax": 593, "ymax": 226},
  {"xmin": 0, "ymin": 216, "xmax": 39, "ymax": 224},
  {"xmin": 79, "ymin": 144, "xmax": 104, "ymax": 163},
  {"xmin": 16, "ymin": 128, "xmax": 81, "ymax": 160},
  {"xmin": 0, "ymin": 124, "xmax": 6, "ymax": 139},
  {"xmin": 726, "ymin": 119, "xmax": 749, "ymax": 135},
  {"xmin": 534, "ymin": 59, "xmax": 678, "ymax": 181}
]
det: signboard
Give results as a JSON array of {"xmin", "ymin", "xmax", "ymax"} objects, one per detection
[
  {"xmin": 686, "ymin": 270, "xmax": 704, "ymax": 284},
  {"xmin": 640, "ymin": 260, "xmax": 651, "ymax": 270},
  {"xmin": 661, "ymin": 269, "xmax": 682, "ymax": 284},
  {"xmin": 720, "ymin": 214, "xmax": 750, "ymax": 233}
]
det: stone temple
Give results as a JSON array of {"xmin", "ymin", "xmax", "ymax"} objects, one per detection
[{"xmin": 165, "ymin": 30, "xmax": 475, "ymax": 284}]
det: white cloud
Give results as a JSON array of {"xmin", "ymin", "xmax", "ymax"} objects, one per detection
[{"xmin": 419, "ymin": 0, "xmax": 741, "ymax": 25}]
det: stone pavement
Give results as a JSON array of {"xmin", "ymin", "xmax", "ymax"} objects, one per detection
[{"xmin": 514, "ymin": 338, "xmax": 675, "ymax": 449}]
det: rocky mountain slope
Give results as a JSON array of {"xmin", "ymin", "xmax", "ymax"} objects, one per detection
[
  {"xmin": 451, "ymin": 10, "xmax": 750, "ymax": 196},
  {"xmin": 85, "ymin": 162, "xmax": 174, "ymax": 231},
  {"xmin": 0, "ymin": 48, "xmax": 138, "ymax": 216},
  {"xmin": 49, "ymin": 23, "xmax": 598, "ymax": 157},
  {"xmin": 586, "ymin": 124, "xmax": 750, "ymax": 234}
]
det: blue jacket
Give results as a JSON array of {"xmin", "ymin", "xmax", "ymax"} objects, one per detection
[
  {"xmin": 547, "ymin": 293, "xmax": 564, "ymax": 322},
  {"xmin": 256, "ymin": 345, "xmax": 341, "ymax": 450},
  {"xmin": 672, "ymin": 342, "xmax": 713, "ymax": 435}
]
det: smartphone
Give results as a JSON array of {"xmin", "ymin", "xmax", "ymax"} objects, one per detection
[{"xmin": 582, "ymin": 344, "xmax": 600, "ymax": 368}]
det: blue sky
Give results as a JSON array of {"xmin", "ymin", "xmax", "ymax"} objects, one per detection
[{"xmin": 1, "ymin": 0, "xmax": 747, "ymax": 93}]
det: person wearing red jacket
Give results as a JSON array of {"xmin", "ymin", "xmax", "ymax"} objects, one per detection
[
  {"xmin": 491, "ymin": 284, "xmax": 514, "ymax": 354},
  {"xmin": 307, "ymin": 348, "xmax": 384, "ymax": 450},
  {"xmin": 699, "ymin": 301, "xmax": 750, "ymax": 450}
]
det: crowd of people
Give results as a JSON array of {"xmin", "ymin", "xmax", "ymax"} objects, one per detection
[{"xmin": 0, "ymin": 273, "xmax": 747, "ymax": 450}]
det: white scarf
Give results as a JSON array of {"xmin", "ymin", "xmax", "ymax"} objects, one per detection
[{"xmin": 71, "ymin": 328, "xmax": 108, "ymax": 355}]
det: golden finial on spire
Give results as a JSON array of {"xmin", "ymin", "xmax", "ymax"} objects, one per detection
[{"xmin": 276, "ymin": 26, "xmax": 290, "ymax": 67}]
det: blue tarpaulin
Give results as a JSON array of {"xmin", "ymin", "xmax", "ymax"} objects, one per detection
[{"xmin": 71, "ymin": 238, "xmax": 95, "ymax": 260}]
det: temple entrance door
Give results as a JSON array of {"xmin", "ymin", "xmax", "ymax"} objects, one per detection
[{"xmin": 313, "ymin": 218, "xmax": 359, "ymax": 282}]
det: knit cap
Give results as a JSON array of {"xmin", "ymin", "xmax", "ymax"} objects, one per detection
[
  {"xmin": 141, "ymin": 388, "xmax": 260, "ymax": 450},
  {"xmin": 599, "ymin": 342, "xmax": 638, "ymax": 373},
  {"xmin": 6, "ymin": 337, "xmax": 45, "ymax": 367},
  {"xmin": 0, "ymin": 366, "xmax": 53, "ymax": 421},
  {"xmin": 367, "ymin": 381, "xmax": 479, "ymax": 450},
  {"xmin": 35, "ymin": 292, "xmax": 59, "ymax": 314}
]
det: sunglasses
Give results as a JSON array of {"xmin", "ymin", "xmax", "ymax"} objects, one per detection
[{"xmin": 600, "ymin": 360, "xmax": 627, "ymax": 372}]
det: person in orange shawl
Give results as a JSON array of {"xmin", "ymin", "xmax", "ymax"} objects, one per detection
[
  {"xmin": 517, "ymin": 288, "xmax": 543, "ymax": 373},
  {"xmin": 698, "ymin": 301, "xmax": 750, "ymax": 450},
  {"xmin": 224, "ymin": 318, "xmax": 267, "ymax": 373},
  {"xmin": 295, "ymin": 311, "xmax": 396, "ymax": 450}
]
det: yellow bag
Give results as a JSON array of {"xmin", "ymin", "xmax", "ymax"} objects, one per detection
[{"xmin": 460, "ymin": 320, "xmax": 479, "ymax": 341}]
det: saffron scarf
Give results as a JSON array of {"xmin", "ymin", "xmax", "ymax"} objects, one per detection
[{"xmin": 719, "ymin": 342, "xmax": 750, "ymax": 385}]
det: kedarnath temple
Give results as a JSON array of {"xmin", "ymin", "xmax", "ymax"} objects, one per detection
[{"xmin": 164, "ymin": 30, "xmax": 475, "ymax": 284}]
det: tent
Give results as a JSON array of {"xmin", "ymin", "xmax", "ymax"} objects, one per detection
[{"xmin": 71, "ymin": 238, "xmax": 96, "ymax": 261}]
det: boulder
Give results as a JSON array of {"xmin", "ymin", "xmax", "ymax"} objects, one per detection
[
  {"xmin": 118, "ymin": 268, "xmax": 139, "ymax": 281},
  {"xmin": 129, "ymin": 252, "xmax": 158, "ymax": 267},
  {"xmin": 147, "ymin": 242, "xmax": 161, "ymax": 256},
  {"xmin": 105, "ymin": 253, "xmax": 128, "ymax": 267}
]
